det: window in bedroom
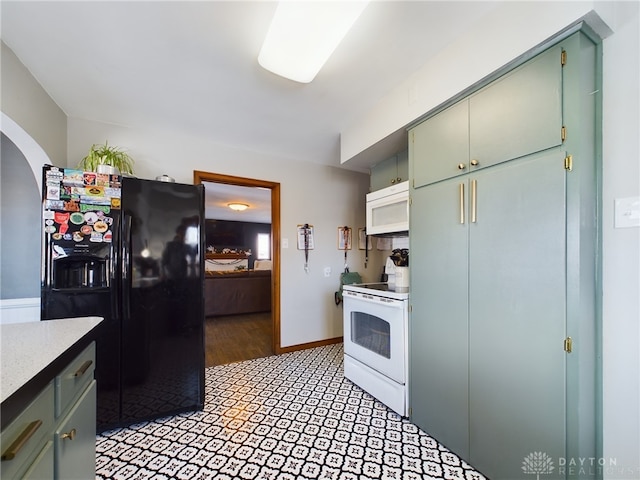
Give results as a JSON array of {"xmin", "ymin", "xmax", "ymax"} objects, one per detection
[{"xmin": 257, "ymin": 233, "xmax": 270, "ymax": 259}]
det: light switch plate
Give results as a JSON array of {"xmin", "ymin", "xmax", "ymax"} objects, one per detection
[
  {"xmin": 614, "ymin": 196, "xmax": 640, "ymax": 228},
  {"xmin": 282, "ymin": 238, "xmax": 289, "ymax": 248}
]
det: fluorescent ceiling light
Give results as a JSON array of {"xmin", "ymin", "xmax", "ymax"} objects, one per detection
[
  {"xmin": 258, "ymin": 1, "xmax": 369, "ymax": 84},
  {"xmin": 228, "ymin": 203, "xmax": 249, "ymax": 211}
]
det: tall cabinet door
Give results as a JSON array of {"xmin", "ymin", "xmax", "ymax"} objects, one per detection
[
  {"xmin": 410, "ymin": 177, "xmax": 470, "ymax": 458},
  {"xmin": 468, "ymin": 149, "xmax": 567, "ymax": 480}
]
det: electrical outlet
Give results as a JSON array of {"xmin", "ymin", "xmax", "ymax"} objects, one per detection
[{"xmin": 324, "ymin": 267, "xmax": 331, "ymax": 277}]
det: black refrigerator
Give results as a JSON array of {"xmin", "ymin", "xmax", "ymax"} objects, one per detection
[{"xmin": 41, "ymin": 165, "xmax": 205, "ymax": 433}]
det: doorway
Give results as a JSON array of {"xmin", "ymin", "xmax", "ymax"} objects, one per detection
[{"xmin": 194, "ymin": 171, "xmax": 281, "ymax": 366}]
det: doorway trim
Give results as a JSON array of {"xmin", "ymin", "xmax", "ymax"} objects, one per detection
[{"xmin": 194, "ymin": 170, "xmax": 282, "ymax": 355}]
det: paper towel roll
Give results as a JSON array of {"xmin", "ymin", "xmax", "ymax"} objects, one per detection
[{"xmin": 395, "ymin": 266, "xmax": 409, "ymax": 289}]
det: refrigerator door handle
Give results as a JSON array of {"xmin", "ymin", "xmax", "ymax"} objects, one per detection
[
  {"xmin": 121, "ymin": 213, "xmax": 133, "ymax": 322},
  {"xmin": 109, "ymin": 213, "xmax": 121, "ymax": 320},
  {"xmin": 42, "ymin": 232, "xmax": 52, "ymax": 288}
]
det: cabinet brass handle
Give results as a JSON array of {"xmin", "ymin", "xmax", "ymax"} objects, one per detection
[
  {"xmin": 471, "ymin": 179, "xmax": 478, "ymax": 223},
  {"xmin": 459, "ymin": 183, "xmax": 465, "ymax": 224},
  {"xmin": 470, "ymin": 159, "xmax": 480, "ymax": 167},
  {"xmin": 458, "ymin": 163, "xmax": 466, "ymax": 171},
  {"xmin": 1, "ymin": 420, "xmax": 43, "ymax": 461},
  {"xmin": 74, "ymin": 360, "xmax": 93, "ymax": 377},
  {"xmin": 61, "ymin": 428, "xmax": 76, "ymax": 441},
  {"xmin": 564, "ymin": 337, "xmax": 573, "ymax": 353},
  {"xmin": 391, "ymin": 178, "xmax": 396, "ymax": 184}
]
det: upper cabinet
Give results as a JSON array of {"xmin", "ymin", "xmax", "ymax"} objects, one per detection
[
  {"xmin": 370, "ymin": 149, "xmax": 408, "ymax": 191},
  {"xmin": 411, "ymin": 101, "xmax": 469, "ymax": 187},
  {"xmin": 412, "ymin": 43, "xmax": 563, "ymax": 188}
]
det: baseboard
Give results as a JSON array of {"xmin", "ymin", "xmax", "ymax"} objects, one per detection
[{"xmin": 0, "ymin": 297, "xmax": 40, "ymax": 324}]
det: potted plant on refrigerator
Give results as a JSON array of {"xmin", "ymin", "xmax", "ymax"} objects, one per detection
[{"xmin": 77, "ymin": 141, "xmax": 135, "ymax": 175}]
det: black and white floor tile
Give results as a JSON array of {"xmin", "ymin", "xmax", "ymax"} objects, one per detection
[{"xmin": 96, "ymin": 344, "xmax": 487, "ymax": 480}]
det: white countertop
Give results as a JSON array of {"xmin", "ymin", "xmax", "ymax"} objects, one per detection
[{"xmin": 1, "ymin": 317, "xmax": 103, "ymax": 403}]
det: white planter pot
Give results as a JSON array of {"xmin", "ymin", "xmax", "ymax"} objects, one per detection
[{"xmin": 96, "ymin": 164, "xmax": 120, "ymax": 175}]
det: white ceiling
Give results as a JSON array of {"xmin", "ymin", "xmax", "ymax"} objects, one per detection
[
  {"xmin": 1, "ymin": 1, "xmax": 498, "ymax": 220},
  {"xmin": 202, "ymin": 181, "xmax": 271, "ymax": 223}
]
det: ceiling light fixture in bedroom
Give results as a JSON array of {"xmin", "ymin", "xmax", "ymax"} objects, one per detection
[
  {"xmin": 258, "ymin": 1, "xmax": 369, "ymax": 84},
  {"xmin": 228, "ymin": 203, "xmax": 249, "ymax": 211}
]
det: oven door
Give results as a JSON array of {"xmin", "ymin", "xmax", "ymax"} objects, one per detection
[{"xmin": 343, "ymin": 290, "xmax": 407, "ymax": 384}]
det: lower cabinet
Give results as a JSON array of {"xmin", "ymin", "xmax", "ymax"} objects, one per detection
[
  {"xmin": 55, "ymin": 381, "xmax": 96, "ymax": 480},
  {"xmin": 22, "ymin": 440, "xmax": 53, "ymax": 479},
  {"xmin": 1, "ymin": 384, "xmax": 55, "ymax": 479},
  {"xmin": 0, "ymin": 342, "xmax": 96, "ymax": 479}
]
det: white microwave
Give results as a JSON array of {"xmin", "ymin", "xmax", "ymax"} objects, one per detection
[{"xmin": 366, "ymin": 181, "xmax": 409, "ymax": 235}]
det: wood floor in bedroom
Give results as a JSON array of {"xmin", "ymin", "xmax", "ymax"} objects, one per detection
[{"xmin": 204, "ymin": 311, "xmax": 273, "ymax": 367}]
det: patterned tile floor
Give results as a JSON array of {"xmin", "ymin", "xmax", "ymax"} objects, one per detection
[{"xmin": 96, "ymin": 344, "xmax": 487, "ymax": 480}]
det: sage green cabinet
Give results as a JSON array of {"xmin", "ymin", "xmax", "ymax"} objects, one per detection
[
  {"xmin": 0, "ymin": 342, "xmax": 96, "ymax": 480},
  {"xmin": 411, "ymin": 149, "xmax": 567, "ymax": 473},
  {"xmin": 411, "ymin": 100, "xmax": 469, "ymax": 188},
  {"xmin": 412, "ymin": 42, "xmax": 563, "ymax": 188},
  {"xmin": 54, "ymin": 342, "xmax": 96, "ymax": 480},
  {"xmin": 22, "ymin": 440, "xmax": 53, "ymax": 479},
  {"xmin": 469, "ymin": 43, "xmax": 562, "ymax": 170},
  {"xmin": 409, "ymin": 176, "xmax": 470, "ymax": 458},
  {"xmin": 409, "ymin": 30, "xmax": 599, "ymax": 480},
  {"xmin": 0, "ymin": 383, "xmax": 55, "ymax": 479},
  {"xmin": 370, "ymin": 149, "xmax": 408, "ymax": 191},
  {"xmin": 467, "ymin": 149, "xmax": 567, "ymax": 480},
  {"xmin": 55, "ymin": 381, "xmax": 96, "ymax": 480}
]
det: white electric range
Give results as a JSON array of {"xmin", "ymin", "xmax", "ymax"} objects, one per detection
[{"xmin": 342, "ymin": 282, "xmax": 409, "ymax": 416}]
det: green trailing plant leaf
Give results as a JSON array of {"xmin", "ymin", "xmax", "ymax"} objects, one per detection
[{"xmin": 77, "ymin": 141, "xmax": 135, "ymax": 174}]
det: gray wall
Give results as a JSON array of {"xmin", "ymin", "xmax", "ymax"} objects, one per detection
[
  {"xmin": 1, "ymin": 42, "xmax": 67, "ymax": 166},
  {"xmin": 1, "ymin": 40, "xmax": 67, "ymax": 304},
  {"xmin": 0, "ymin": 133, "xmax": 41, "ymax": 299}
]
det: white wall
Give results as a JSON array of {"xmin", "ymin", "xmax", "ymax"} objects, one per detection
[
  {"xmin": 1, "ymin": 42, "xmax": 66, "ymax": 324},
  {"xmin": 342, "ymin": 2, "xmax": 639, "ymax": 478},
  {"xmin": 67, "ymin": 118, "xmax": 376, "ymax": 348},
  {"xmin": 600, "ymin": 3, "xmax": 640, "ymax": 479}
]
